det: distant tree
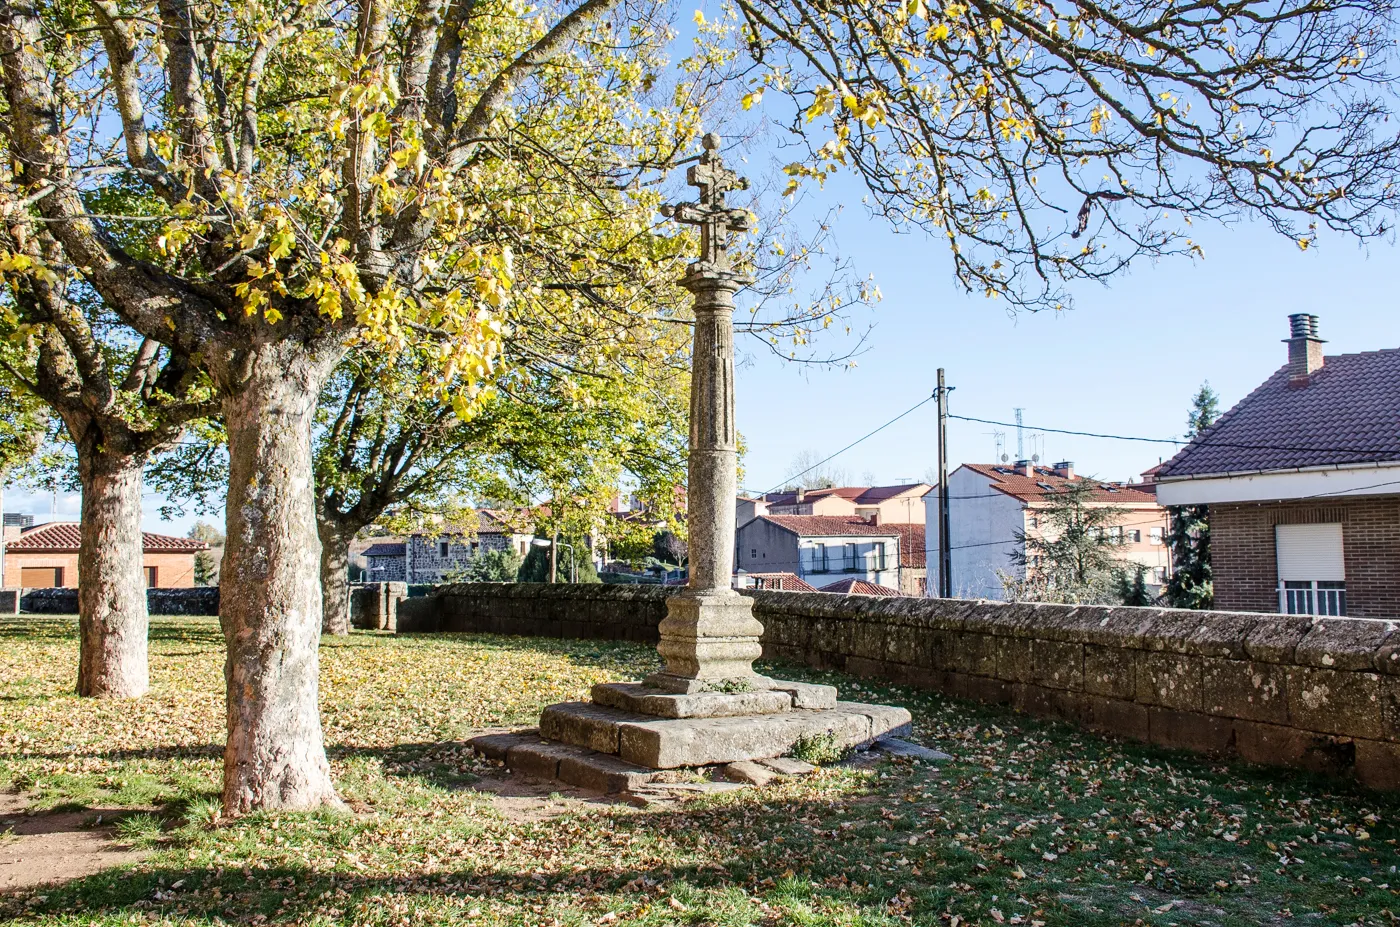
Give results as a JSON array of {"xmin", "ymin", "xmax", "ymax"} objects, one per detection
[
  {"xmin": 652, "ymin": 530, "xmax": 688, "ymax": 568},
  {"xmin": 1166, "ymin": 384, "xmax": 1219, "ymax": 610},
  {"xmin": 784, "ymin": 450, "xmax": 850, "ymax": 490},
  {"xmin": 1005, "ymin": 480, "xmax": 1129, "ymax": 604},
  {"xmin": 517, "ymin": 544, "xmax": 550, "ymax": 583},
  {"xmin": 188, "ymin": 521, "xmax": 225, "ymax": 546},
  {"xmin": 193, "ymin": 551, "xmax": 217, "ymax": 588},
  {"xmin": 463, "ymin": 547, "xmax": 523, "ymax": 583},
  {"xmin": 1115, "ymin": 565, "xmax": 1152, "ymax": 607}
]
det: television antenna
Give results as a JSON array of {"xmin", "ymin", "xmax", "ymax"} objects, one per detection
[{"xmin": 1014, "ymin": 408, "xmax": 1025, "ymax": 458}]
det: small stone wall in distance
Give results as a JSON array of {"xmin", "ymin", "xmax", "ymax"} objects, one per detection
[
  {"xmin": 397, "ymin": 583, "xmax": 1400, "ymax": 790},
  {"xmin": 20, "ymin": 586, "xmax": 219, "ymax": 615}
]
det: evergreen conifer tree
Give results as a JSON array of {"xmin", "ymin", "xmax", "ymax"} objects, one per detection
[{"xmin": 1165, "ymin": 383, "xmax": 1219, "ymax": 609}]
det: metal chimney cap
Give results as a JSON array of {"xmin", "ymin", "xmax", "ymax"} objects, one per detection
[{"xmin": 1288, "ymin": 313, "xmax": 1320, "ymax": 339}]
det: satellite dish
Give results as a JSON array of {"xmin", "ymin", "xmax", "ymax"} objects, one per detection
[
  {"xmin": 1000, "ymin": 454, "xmax": 1009, "ymax": 463},
  {"xmin": 1032, "ymin": 454, "xmax": 1040, "ymax": 462}
]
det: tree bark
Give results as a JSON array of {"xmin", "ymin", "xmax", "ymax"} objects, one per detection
[
  {"xmin": 219, "ymin": 347, "xmax": 341, "ymax": 814},
  {"xmin": 76, "ymin": 453, "xmax": 149, "ymax": 698},
  {"xmin": 317, "ymin": 518, "xmax": 352, "ymax": 635}
]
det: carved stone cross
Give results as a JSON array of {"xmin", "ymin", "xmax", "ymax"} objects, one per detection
[{"xmin": 662, "ymin": 133, "xmax": 751, "ymax": 275}]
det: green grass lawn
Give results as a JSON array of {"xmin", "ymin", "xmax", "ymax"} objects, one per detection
[{"xmin": 1, "ymin": 616, "xmax": 1396, "ymax": 926}]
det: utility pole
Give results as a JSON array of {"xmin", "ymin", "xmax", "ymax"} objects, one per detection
[
  {"xmin": 550, "ymin": 528, "xmax": 558, "ymax": 583},
  {"xmin": 936, "ymin": 369, "xmax": 953, "ymax": 598}
]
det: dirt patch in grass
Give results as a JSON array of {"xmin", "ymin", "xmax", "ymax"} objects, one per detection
[{"xmin": 0, "ymin": 792, "xmax": 147, "ymax": 892}]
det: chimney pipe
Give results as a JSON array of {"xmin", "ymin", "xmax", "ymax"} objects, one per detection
[
  {"xmin": 1015, "ymin": 459, "xmax": 1034, "ymax": 478},
  {"xmin": 795, "ymin": 487, "xmax": 805, "ymax": 504},
  {"xmin": 1052, "ymin": 461, "xmax": 1074, "ymax": 480},
  {"xmin": 1285, "ymin": 313, "xmax": 1325, "ymax": 385},
  {"xmin": 868, "ymin": 509, "xmax": 881, "ymax": 527}
]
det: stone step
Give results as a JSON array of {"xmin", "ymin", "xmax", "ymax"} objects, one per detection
[
  {"xmin": 469, "ymin": 732, "xmax": 661, "ymax": 794},
  {"xmin": 591, "ymin": 682, "xmax": 795, "ymax": 718}
]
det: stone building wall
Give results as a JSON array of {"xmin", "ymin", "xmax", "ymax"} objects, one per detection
[
  {"xmin": 396, "ymin": 583, "xmax": 1400, "ymax": 790},
  {"xmin": 406, "ymin": 534, "xmax": 513, "ymax": 584},
  {"xmin": 19, "ymin": 586, "xmax": 219, "ymax": 615},
  {"xmin": 1211, "ymin": 496, "xmax": 1400, "ymax": 619}
]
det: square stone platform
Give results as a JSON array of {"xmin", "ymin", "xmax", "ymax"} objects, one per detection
[{"xmin": 470, "ymin": 678, "xmax": 913, "ymax": 793}]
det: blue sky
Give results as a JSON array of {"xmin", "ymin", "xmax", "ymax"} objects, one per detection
[
  {"xmin": 732, "ymin": 168, "xmax": 1400, "ymax": 496},
  {"xmin": 6, "ymin": 83, "xmax": 1398, "ymax": 535}
]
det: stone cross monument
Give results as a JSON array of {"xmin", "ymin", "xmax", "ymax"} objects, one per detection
[
  {"xmin": 479, "ymin": 135, "xmax": 913, "ymax": 788},
  {"xmin": 647, "ymin": 133, "xmax": 767, "ymax": 694}
]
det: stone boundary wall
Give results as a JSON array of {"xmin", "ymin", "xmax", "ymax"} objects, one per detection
[
  {"xmin": 19, "ymin": 586, "xmax": 220, "ymax": 615},
  {"xmin": 397, "ymin": 583, "xmax": 1400, "ymax": 789}
]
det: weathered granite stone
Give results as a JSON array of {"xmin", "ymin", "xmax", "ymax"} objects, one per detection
[
  {"xmin": 591, "ymin": 682, "xmax": 793, "ymax": 718},
  {"xmin": 722, "ymin": 760, "xmax": 777, "ymax": 786},
  {"xmin": 767, "ymin": 680, "xmax": 839, "ymax": 709},
  {"xmin": 1244, "ymin": 616, "xmax": 1315, "ymax": 664},
  {"xmin": 1136, "ymin": 652, "xmax": 1204, "ymax": 711},
  {"xmin": 1032, "ymin": 640, "xmax": 1084, "ymax": 691},
  {"xmin": 1295, "ymin": 619, "xmax": 1396, "ymax": 671},
  {"xmin": 506, "ymin": 741, "xmax": 582, "ymax": 780},
  {"xmin": 760, "ymin": 756, "xmax": 817, "ymax": 775},
  {"xmin": 1286, "ymin": 667, "xmax": 1384, "ymax": 738},
  {"xmin": 1083, "ymin": 644, "xmax": 1136, "ymax": 700},
  {"xmin": 616, "ymin": 704, "xmax": 909, "ymax": 769},
  {"xmin": 540, "ymin": 702, "xmax": 637, "ymax": 753},
  {"xmin": 1185, "ymin": 613, "xmax": 1260, "ymax": 659},
  {"xmin": 1202, "ymin": 658, "xmax": 1288, "ymax": 724},
  {"xmin": 873, "ymin": 738, "xmax": 951, "ymax": 762},
  {"xmin": 1355, "ymin": 739, "xmax": 1400, "ymax": 790},
  {"xmin": 557, "ymin": 751, "xmax": 659, "ymax": 794},
  {"xmin": 647, "ymin": 592, "xmax": 766, "ymax": 693},
  {"xmin": 469, "ymin": 731, "xmax": 540, "ymax": 762}
]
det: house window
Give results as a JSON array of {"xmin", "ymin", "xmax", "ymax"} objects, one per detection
[
  {"xmin": 845, "ymin": 542, "xmax": 859, "ymax": 572},
  {"xmin": 21, "ymin": 566, "xmax": 63, "ymax": 588},
  {"xmin": 1151, "ymin": 566, "xmax": 1167, "ymax": 584},
  {"xmin": 751, "ymin": 548, "xmax": 757, "ymax": 558},
  {"xmin": 1027, "ymin": 516, "xmax": 1039, "ymax": 529},
  {"xmin": 812, "ymin": 543, "xmax": 828, "ymax": 573},
  {"xmin": 1149, "ymin": 527, "xmax": 1163, "ymax": 545},
  {"xmin": 1128, "ymin": 529, "xmax": 1141, "ymax": 543},
  {"xmin": 1276, "ymin": 523, "xmax": 1346, "ymax": 616},
  {"xmin": 145, "ymin": 566, "xmax": 158, "ymax": 588},
  {"xmin": 874, "ymin": 542, "xmax": 887, "ymax": 571},
  {"xmin": 438, "ymin": 540, "xmax": 449, "ymax": 558}
]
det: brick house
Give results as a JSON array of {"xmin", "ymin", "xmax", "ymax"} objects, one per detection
[
  {"xmin": 2, "ymin": 521, "xmax": 207, "ymax": 588},
  {"xmin": 923, "ymin": 462, "xmax": 1171, "ymax": 600},
  {"xmin": 1156, "ymin": 314, "xmax": 1400, "ymax": 619},
  {"xmin": 737, "ymin": 483, "xmax": 930, "ymax": 528}
]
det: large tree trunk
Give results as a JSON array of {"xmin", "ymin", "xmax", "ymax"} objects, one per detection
[
  {"xmin": 219, "ymin": 347, "xmax": 341, "ymax": 814},
  {"xmin": 317, "ymin": 518, "xmax": 352, "ymax": 635},
  {"xmin": 76, "ymin": 452, "xmax": 149, "ymax": 698}
]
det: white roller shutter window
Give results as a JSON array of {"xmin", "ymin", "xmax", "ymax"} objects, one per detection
[{"xmin": 1275, "ymin": 524, "xmax": 1345, "ymax": 581}]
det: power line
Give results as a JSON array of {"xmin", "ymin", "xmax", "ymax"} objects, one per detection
[
  {"xmin": 761, "ymin": 393, "xmax": 935, "ymax": 495},
  {"xmin": 950, "ymin": 414, "xmax": 1400, "ymax": 458}
]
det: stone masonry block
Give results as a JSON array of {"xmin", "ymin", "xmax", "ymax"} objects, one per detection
[
  {"xmin": 1355, "ymin": 739, "xmax": 1400, "ymax": 790},
  {"xmin": 1083, "ymin": 645, "xmax": 1136, "ymax": 700},
  {"xmin": 951, "ymin": 632, "xmax": 997, "ymax": 676},
  {"xmin": 1295, "ymin": 619, "xmax": 1396, "ymax": 671},
  {"xmin": 849, "ymin": 620, "xmax": 888, "ymax": 662},
  {"xmin": 506, "ymin": 742, "xmax": 580, "ymax": 780},
  {"xmin": 1136, "ymin": 652, "xmax": 1204, "ymax": 712},
  {"xmin": 1383, "ymin": 676, "xmax": 1400, "ymax": 743},
  {"xmin": 1147, "ymin": 707, "xmax": 1234, "ymax": 755},
  {"xmin": 883, "ymin": 623, "xmax": 931, "ymax": 669},
  {"xmin": 1232, "ymin": 721, "xmax": 1356, "ymax": 776},
  {"xmin": 1202, "ymin": 658, "xmax": 1288, "ymax": 725},
  {"xmin": 470, "ymin": 731, "xmax": 540, "ymax": 762},
  {"xmin": 1031, "ymin": 640, "xmax": 1084, "ymax": 691},
  {"xmin": 557, "ymin": 752, "xmax": 658, "ymax": 794},
  {"xmin": 1285, "ymin": 667, "xmax": 1384, "ymax": 739},
  {"xmin": 1244, "ymin": 615, "xmax": 1314, "ymax": 664},
  {"xmin": 539, "ymin": 702, "xmax": 631, "ymax": 754},
  {"xmin": 1185, "ymin": 613, "xmax": 1260, "ymax": 659},
  {"xmin": 1138, "ymin": 609, "xmax": 1205, "ymax": 653},
  {"xmin": 1083, "ymin": 696, "xmax": 1149, "ymax": 741},
  {"xmin": 995, "ymin": 636, "xmax": 1035, "ymax": 684}
]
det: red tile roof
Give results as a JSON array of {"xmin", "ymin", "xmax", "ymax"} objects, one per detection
[
  {"xmin": 818, "ymin": 578, "xmax": 902, "ymax": 596},
  {"xmin": 962, "ymin": 464, "xmax": 1159, "ymax": 505},
  {"xmin": 6, "ymin": 522, "xmax": 208, "ymax": 553},
  {"xmin": 757, "ymin": 515, "xmax": 904, "ymax": 537},
  {"xmin": 761, "ymin": 484, "xmax": 929, "ymax": 506},
  {"xmin": 745, "ymin": 572, "xmax": 818, "ymax": 592},
  {"xmin": 889, "ymin": 523, "xmax": 926, "ymax": 569},
  {"xmin": 1158, "ymin": 348, "xmax": 1400, "ymax": 478}
]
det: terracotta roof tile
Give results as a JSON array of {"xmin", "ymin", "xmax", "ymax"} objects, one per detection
[
  {"xmin": 362, "ymin": 542, "xmax": 406, "ymax": 558},
  {"xmin": 962, "ymin": 464, "xmax": 1159, "ymax": 505},
  {"xmin": 6, "ymin": 522, "xmax": 208, "ymax": 552},
  {"xmin": 756, "ymin": 515, "xmax": 904, "ymax": 537},
  {"xmin": 890, "ymin": 523, "xmax": 926, "ymax": 569},
  {"xmin": 761, "ymin": 484, "xmax": 929, "ymax": 506},
  {"xmin": 1159, "ymin": 349, "xmax": 1400, "ymax": 478},
  {"xmin": 745, "ymin": 572, "xmax": 818, "ymax": 592},
  {"xmin": 818, "ymin": 578, "xmax": 902, "ymax": 596}
]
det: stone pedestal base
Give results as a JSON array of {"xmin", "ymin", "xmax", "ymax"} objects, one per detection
[{"xmin": 469, "ymin": 675, "xmax": 914, "ymax": 794}]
